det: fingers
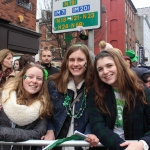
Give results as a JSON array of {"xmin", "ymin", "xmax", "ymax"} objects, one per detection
[
  {"xmin": 85, "ymin": 134, "xmax": 99, "ymax": 147},
  {"xmin": 41, "ymin": 136, "xmax": 45, "ymax": 140},
  {"xmin": 120, "ymin": 141, "xmax": 130, "ymax": 147},
  {"xmin": 87, "ymin": 134, "xmax": 99, "ymax": 143}
]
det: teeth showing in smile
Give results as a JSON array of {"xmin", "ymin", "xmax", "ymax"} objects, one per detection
[
  {"xmin": 105, "ymin": 75, "xmax": 112, "ymax": 79},
  {"xmin": 73, "ymin": 68, "xmax": 80, "ymax": 70},
  {"xmin": 29, "ymin": 85, "xmax": 37, "ymax": 88}
]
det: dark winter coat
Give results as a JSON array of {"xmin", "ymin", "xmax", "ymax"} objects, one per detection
[
  {"xmin": 0, "ymin": 86, "xmax": 47, "ymax": 150},
  {"xmin": 47, "ymin": 80, "xmax": 90, "ymax": 138},
  {"xmin": 87, "ymin": 86, "xmax": 150, "ymax": 150}
]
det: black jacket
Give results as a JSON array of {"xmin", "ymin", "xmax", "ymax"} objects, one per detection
[
  {"xmin": 88, "ymin": 86, "xmax": 150, "ymax": 150},
  {"xmin": 41, "ymin": 64, "xmax": 59, "ymax": 76},
  {"xmin": 0, "ymin": 109, "xmax": 47, "ymax": 150}
]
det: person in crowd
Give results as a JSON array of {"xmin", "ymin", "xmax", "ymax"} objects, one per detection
[
  {"xmin": 0, "ymin": 63, "xmax": 52, "ymax": 150},
  {"xmin": 43, "ymin": 43, "xmax": 99, "ymax": 149},
  {"xmin": 19, "ymin": 54, "xmax": 35, "ymax": 70},
  {"xmin": 125, "ymin": 49, "xmax": 138, "ymax": 67},
  {"xmin": 125, "ymin": 49, "xmax": 148, "ymax": 79},
  {"xmin": 99, "ymin": 40, "xmax": 113, "ymax": 51},
  {"xmin": 88, "ymin": 49, "xmax": 150, "ymax": 150},
  {"xmin": 13, "ymin": 59, "xmax": 20, "ymax": 71},
  {"xmin": 40, "ymin": 49, "xmax": 59, "ymax": 76},
  {"xmin": 123, "ymin": 56, "xmax": 132, "ymax": 68},
  {"xmin": 0, "ymin": 49, "xmax": 20, "ymax": 111},
  {"xmin": 0, "ymin": 49, "xmax": 14, "ymax": 88},
  {"xmin": 35, "ymin": 59, "xmax": 42, "ymax": 65},
  {"xmin": 141, "ymin": 70, "xmax": 150, "ymax": 88}
]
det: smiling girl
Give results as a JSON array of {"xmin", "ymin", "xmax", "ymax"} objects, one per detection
[
  {"xmin": 42, "ymin": 43, "xmax": 99, "ymax": 149},
  {"xmin": 0, "ymin": 63, "xmax": 52, "ymax": 150},
  {"xmin": 88, "ymin": 49, "xmax": 150, "ymax": 150}
]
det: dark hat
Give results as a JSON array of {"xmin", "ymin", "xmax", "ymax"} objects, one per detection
[
  {"xmin": 123, "ymin": 56, "xmax": 131, "ymax": 61},
  {"xmin": 79, "ymin": 33, "xmax": 88, "ymax": 40},
  {"xmin": 123, "ymin": 56, "xmax": 132, "ymax": 67}
]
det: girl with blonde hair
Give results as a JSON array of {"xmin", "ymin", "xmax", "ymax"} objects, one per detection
[{"xmin": 0, "ymin": 63, "xmax": 53, "ymax": 150}]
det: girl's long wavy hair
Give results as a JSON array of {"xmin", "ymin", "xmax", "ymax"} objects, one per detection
[
  {"xmin": 94, "ymin": 48, "xmax": 146, "ymax": 114},
  {"xmin": 3, "ymin": 63, "xmax": 53, "ymax": 118},
  {"xmin": 49, "ymin": 44, "xmax": 94, "ymax": 93}
]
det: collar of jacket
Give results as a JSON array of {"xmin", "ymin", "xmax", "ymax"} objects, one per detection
[
  {"xmin": 41, "ymin": 63, "xmax": 51, "ymax": 68},
  {"xmin": 67, "ymin": 78, "xmax": 85, "ymax": 99}
]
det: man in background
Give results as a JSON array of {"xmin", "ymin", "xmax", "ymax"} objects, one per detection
[{"xmin": 40, "ymin": 49, "xmax": 59, "ymax": 76}]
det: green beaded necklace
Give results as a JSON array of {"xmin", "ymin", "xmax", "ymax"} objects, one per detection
[{"xmin": 63, "ymin": 88, "xmax": 87, "ymax": 119}]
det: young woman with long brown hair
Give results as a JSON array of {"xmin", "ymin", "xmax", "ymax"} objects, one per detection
[
  {"xmin": 42, "ymin": 43, "xmax": 99, "ymax": 149},
  {"xmin": 88, "ymin": 49, "xmax": 150, "ymax": 150}
]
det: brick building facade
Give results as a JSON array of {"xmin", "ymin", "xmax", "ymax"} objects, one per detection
[
  {"xmin": 0, "ymin": 0, "xmax": 41, "ymax": 54},
  {"xmin": 94, "ymin": 0, "xmax": 137, "ymax": 55},
  {"xmin": 38, "ymin": 10, "xmax": 82, "ymax": 62},
  {"xmin": 0, "ymin": 0, "xmax": 36, "ymax": 30}
]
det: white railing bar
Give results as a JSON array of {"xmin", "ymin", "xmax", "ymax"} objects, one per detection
[
  {"xmin": 0, "ymin": 140, "xmax": 137, "ymax": 147},
  {"xmin": 0, "ymin": 140, "xmax": 104, "ymax": 147}
]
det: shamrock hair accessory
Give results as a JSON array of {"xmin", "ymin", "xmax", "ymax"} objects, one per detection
[
  {"xmin": 23, "ymin": 75, "xmax": 27, "ymax": 80},
  {"xmin": 43, "ymin": 69, "xmax": 48, "ymax": 80}
]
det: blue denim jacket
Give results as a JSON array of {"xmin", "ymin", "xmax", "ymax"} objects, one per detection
[{"xmin": 47, "ymin": 81, "xmax": 91, "ymax": 138}]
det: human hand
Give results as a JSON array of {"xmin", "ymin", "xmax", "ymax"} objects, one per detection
[
  {"xmin": 41, "ymin": 130, "xmax": 55, "ymax": 140},
  {"xmin": 85, "ymin": 134, "xmax": 99, "ymax": 147},
  {"xmin": 120, "ymin": 141, "xmax": 143, "ymax": 150}
]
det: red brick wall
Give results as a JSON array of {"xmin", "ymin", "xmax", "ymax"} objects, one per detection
[
  {"xmin": 94, "ymin": 0, "xmax": 136, "ymax": 55},
  {"xmin": 0, "ymin": 0, "xmax": 37, "ymax": 30},
  {"xmin": 39, "ymin": 24, "xmax": 59, "ymax": 49},
  {"xmin": 98, "ymin": 0, "xmax": 125, "ymax": 54},
  {"xmin": 124, "ymin": 0, "xmax": 136, "ymax": 52}
]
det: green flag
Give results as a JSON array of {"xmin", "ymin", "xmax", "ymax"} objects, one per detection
[{"xmin": 43, "ymin": 134, "xmax": 84, "ymax": 150}]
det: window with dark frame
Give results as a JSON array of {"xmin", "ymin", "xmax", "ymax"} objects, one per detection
[{"xmin": 17, "ymin": 0, "xmax": 32, "ymax": 10}]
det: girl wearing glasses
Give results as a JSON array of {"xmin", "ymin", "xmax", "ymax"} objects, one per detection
[
  {"xmin": 0, "ymin": 63, "xmax": 52, "ymax": 150},
  {"xmin": 88, "ymin": 49, "xmax": 150, "ymax": 150},
  {"xmin": 43, "ymin": 43, "xmax": 99, "ymax": 149}
]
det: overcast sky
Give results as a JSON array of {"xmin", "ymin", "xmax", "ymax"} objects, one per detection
[{"xmin": 131, "ymin": 0, "xmax": 150, "ymax": 8}]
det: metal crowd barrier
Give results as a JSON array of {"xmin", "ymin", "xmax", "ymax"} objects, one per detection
[
  {"xmin": 0, "ymin": 140, "xmax": 137, "ymax": 150},
  {"xmin": 0, "ymin": 140, "xmax": 104, "ymax": 149}
]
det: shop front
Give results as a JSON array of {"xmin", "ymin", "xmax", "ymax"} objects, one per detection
[{"xmin": 0, "ymin": 18, "xmax": 41, "ymax": 55}]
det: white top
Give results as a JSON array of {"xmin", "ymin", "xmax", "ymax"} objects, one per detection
[
  {"xmin": 113, "ymin": 90, "xmax": 125, "ymax": 139},
  {"xmin": 65, "ymin": 79, "xmax": 84, "ymax": 150}
]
